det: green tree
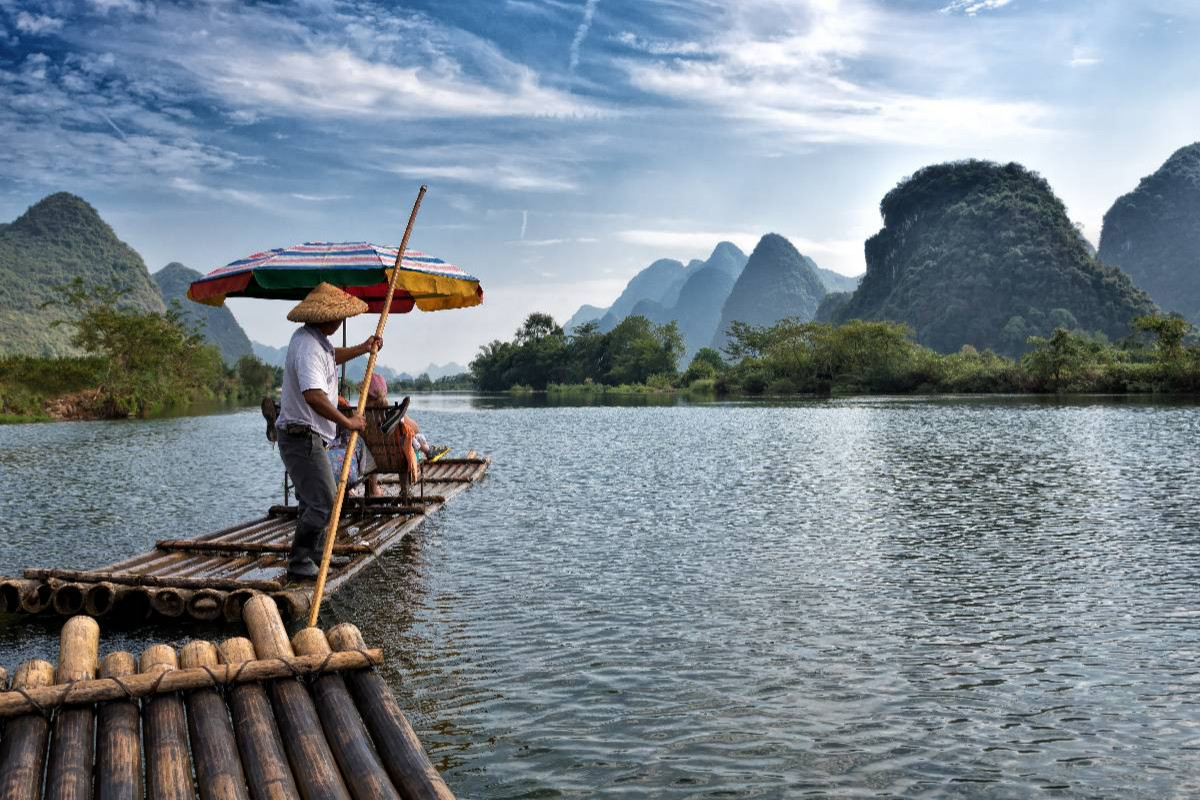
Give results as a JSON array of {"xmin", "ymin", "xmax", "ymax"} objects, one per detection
[{"xmin": 1023, "ymin": 328, "xmax": 1104, "ymax": 390}]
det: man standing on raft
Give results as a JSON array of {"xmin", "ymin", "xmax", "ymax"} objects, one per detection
[{"xmin": 276, "ymin": 283, "xmax": 382, "ymax": 579}]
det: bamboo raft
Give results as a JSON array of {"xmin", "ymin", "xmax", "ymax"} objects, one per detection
[
  {"xmin": 0, "ymin": 597, "xmax": 455, "ymax": 799},
  {"xmin": 0, "ymin": 456, "xmax": 489, "ymax": 624}
]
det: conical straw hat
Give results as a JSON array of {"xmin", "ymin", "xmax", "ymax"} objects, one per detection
[{"xmin": 287, "ymin": 282, "xmax": 369, "ymax": 323}]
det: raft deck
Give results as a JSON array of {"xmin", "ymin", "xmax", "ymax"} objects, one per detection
[
  {"xmin": 0, "ymin": 456, "xmax": 490, "ymax": 624},
  {"xmin": 0, "ymin": 597, "xmax": 456, "ymax": 799}
]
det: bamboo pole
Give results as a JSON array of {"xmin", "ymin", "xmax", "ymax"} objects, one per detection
[
  {"xmin": 157, "ymin": 540, "xmax": 373, "ymax": 556},
  {"xmin": 180, "ymin": 642, "xmax": 252, "ymax": 800},
  {"xmin": 326, "ymin": 623, "xmax": 455, "ymax": 800},
  {"xmin": 45, "ymin": 616, "xmax": 101, "ymax": 798},
  {"xmin": 96, "ymin": 652, "xmax": 143, "ymax": 800},
  {"xmin": 292, "ymin": 628, "xmax": 401, "ymax": 800},
  {"xmin": 218, "ymin": 638, "xmax": 301, "ymax": 800},
  {"xmin": 140, "ymin": 644, "xmax": 195, "ymax": 800},
  {"xmin": 24, "ymin": 569, "xmax": 283, "ymax": 592},
  {"xmin": 242, "ymin": 595, "xmax": 352, "ymax": 800},
  {"xmin": 0, "ymin": 659, "xmax": 56, "ymax": 798},
  {"xmin": 309, "ymin": 185, "xmax": 427, "ymax": 628},
  {"xmin": 0, "ymin": 649, "xmax": 385, "ymax": 718}
]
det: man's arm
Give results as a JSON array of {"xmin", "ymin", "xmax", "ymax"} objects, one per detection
[
  {"xmin": 302, "ymin": 389, "xmax": 366, "ymax": 433},
  {"xmin": 334, "ymin": 335, "xmax": 383, "ymax": 365}
]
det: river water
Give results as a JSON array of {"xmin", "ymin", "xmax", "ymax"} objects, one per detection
[{"xmin": 1, "ymin": 394, "xmax": 1198, "ymax": 798}]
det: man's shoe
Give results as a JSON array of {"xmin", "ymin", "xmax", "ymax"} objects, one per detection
[{"xmin": 286, "ymin": 557, "xmax": 320, "ymax": 579}]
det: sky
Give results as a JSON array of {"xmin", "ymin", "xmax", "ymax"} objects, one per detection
[{"xmin": 1, "ymin": 0, "xmax": 1197, "ymax": 373}]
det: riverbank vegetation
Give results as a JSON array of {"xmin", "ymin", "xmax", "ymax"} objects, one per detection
[
  {"xmin": 0, "ymin": 281, "xmax": 278, "ymax": 422},
  {"xmin": 471, "ymin": 311, "xmax": 1200, "ymax": 397}
]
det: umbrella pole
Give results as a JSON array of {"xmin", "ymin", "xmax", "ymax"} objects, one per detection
[
  {"xmin": 307, "ymin": 185, "xmax": 428, "ymax": 627},
  {"xmin": 341, "ymin": 328, "xmax": 347, "ymax": 398}
]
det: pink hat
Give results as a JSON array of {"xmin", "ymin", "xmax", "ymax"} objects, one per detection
[{"xmin": 369, "ymin": 373, "xmax": 388, "ymax": 398}]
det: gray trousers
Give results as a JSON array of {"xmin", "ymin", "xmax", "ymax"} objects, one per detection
[{"xmin": 278, "ymin": 429, "xmax": 336, "ymax": 559}]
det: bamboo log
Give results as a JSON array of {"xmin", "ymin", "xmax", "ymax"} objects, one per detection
[
  {"xmin": 112, "ymin": 586, "xmax": 152, "ymax": 621},
  {"xmin": 223, "ymin": 588, "xmax": 261, "ymax": 623},
  {"xmin": 24, "ymin": 569, "xmax": 284, "ymax": 592},
  {"xmin": 327, "ymin": 623, "xmax": 455, "ymax": 800},
  {"xmin": 84, "ymin": 581, "xmax": 119, "ymax": 616},
  {"xmin": 269, "ymin": 504, "xmax": 427, "ymax": 517},
  {"xmin": 0, "ymin": 579, "xmax": 33, "ymax": 614},
  {"xmin": 242, "ymin": 595, "xmax": 352, "ymax": 800},
  {"xmin": 157, "ymin": 540, "xmax": 373, "ymax": 556},
  {"xmin": 52, "ymin": 581, "xmax": 88, "ymax": 616},
  {"xmin": 0, "ymin": 659, "xmax": 56, "ymax": 799},
  {"xmin": 0, "ymin": 667, "xmax": 7, "ymax": 690},
  {"xmin": 187, "ymin": 588, "xmax": 227, "ymax": 622},
  {"xmin": 140, "ymin": 644, "xmax": 195, "ymax": 800},
  {"xmin": 0, "ymin": 649, "xmax": 384, "ymax": 718},
  {"xmin": 151, "ymin": 587, "xmax": 191, "ymax": 618},
  {"xmin": 45, "ymin": 616, "xmax": 101, "ymax": 799},
  {"xmin": 96, "ymin": 652, "xmax": 143, "ymax": 800},
  {"xmin": 271, "ymin": 591, "xmax": 311, "ymax": 624},
  {"xmin": 19, "ymin": 580, "xmax": 53, "ymax": 614},
  {"xmin": 179, "ymin": 642, "xmax": 251, "ymax": 800},
  {"xmin": 218, "ymin": 638, "xmax": 301, "ymax": 800},
  {"xmin": 292, "ymin": 628, "xmax": 401, "ymax": 800}
]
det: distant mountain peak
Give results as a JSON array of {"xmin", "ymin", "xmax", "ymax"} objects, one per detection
[
  {"xmin": 12, "ymin": 192, "xmax": 109, "ymax": 237},
  {"xmin": 711, "ymin": 233, "xmax": 825, "ymax": 350},
  {"xmin": 1099, "ymin": 141, "xmax": 1200, "ymax": 321},
  {"xmin": 839, "ymin": 158, "xmax": 1156, "ymax": 354}
]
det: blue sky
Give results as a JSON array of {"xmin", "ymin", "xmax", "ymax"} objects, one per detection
[{"xmin": 1, "ymin": 0, "xmax": 1197, "ymax": 372}]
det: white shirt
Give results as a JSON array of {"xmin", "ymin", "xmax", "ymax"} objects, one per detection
[{"xmin": 277, "ymin": 325, "xmax": 337, "ymax": 443}]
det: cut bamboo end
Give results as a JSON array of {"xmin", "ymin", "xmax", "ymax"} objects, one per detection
[
  {"xmin": 0, "ymin": 579, "xmax": 42, "ymax": 614},
  {"xmin": 100, "ymin": 651, "xmax": 138, "ymax": 680},
  {"xmin": 140, "ymin": 643, "xmax": 178, "ymax": 675},
  {"xmin": 57, "ymin": 615, "xmax": 100, "ymax": 683},
  {"xmin": 84, "ymin": 581, "xmax": 119, "ymax": 617},
  {"xmin": 178, "ymin": 641, "xmax": 219, "ymax": 671},
  {"xmin": 0, "ymin": 667, "xmax": 7, "ymax": 691},
  {"xmin": 326, "ymin": 623, "xmax": 368, "ymax": 652},
  {"xmin": 13, "ymin": 659, "xmax": 56, "ymax": 690},
  {"xmin": 186, "ymin": 588, "xmax": 225, "ymax": 622},
  {"xmin": 216, "ymin": 637, "xmax": 257, "ymax": 666},
  {"xmin": 52, "ymin": 582, "xmax": 87, "ymax": 616},
  {"xmin": 272, "ymin": 590, "xmax": 311, "ymax": 624},
  {"xmin": 223, "ymin": 589, "xmax": 260, "ymax": 624},
  {"xmin": 151, "ymin": 587, "xmax": 191, "ymax": 618},
  {"xmin": 243, "ymin": 595, "xmax": 292, "ymax": 660}
]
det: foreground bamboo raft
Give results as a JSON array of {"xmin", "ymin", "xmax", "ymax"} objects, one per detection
[
  {"xmin": 0, "ymin": 597, "xmax": 454, "ymax": 799},
  {"xmin": 0, "ymin": 457, "xmax": 489, "ymax": 624}
]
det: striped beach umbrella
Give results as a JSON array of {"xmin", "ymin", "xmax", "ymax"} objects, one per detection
[{"xmin": 186, "ymin": 241, "xmax": 482, "ymax": 313}]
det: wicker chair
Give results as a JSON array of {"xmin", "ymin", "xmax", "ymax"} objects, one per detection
[{"xmin": 360, "ymin": 403, "xmax": 417, "ymax": 498}]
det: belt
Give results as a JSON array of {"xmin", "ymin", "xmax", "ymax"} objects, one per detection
[{"xmin": 280, "ymin": 423, "xmax": 330, "ymax": 447}]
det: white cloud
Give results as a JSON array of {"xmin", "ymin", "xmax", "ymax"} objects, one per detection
[
  {"xmin": 940, "ymin": 0, "xmax": 1013, "ymax": 15},
  {"xmin": 507, "ymin": 237, "xmax": 598, "ymax": 246},
  {"xmin": 622, "ymin": 0, "xmax": 1048, "ymax": 146},
  {"xmin": 617, "ymin": 229, "xmax": 760, "ymax": 252},
  {"xmin": 384, "ymin": 142, "xmax": 583, "ymax": 192},
  {"xmin": 171, "ymin": 177, "xmax": 272, "ymax": 209},
  {"xmin": 15, "ymin": 12, "xmax": 64, "ymax": 34},
  {"xmin": 290, "ymin": 193, "xmax": 351, "ymax": 201},
  {"xmin": 569, "ymin": 0, "xmax": 601, "ymax": 72},
  {"xmin": 1069, "ymin": 46, "xmax": 1101, "ymax": 68}
]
